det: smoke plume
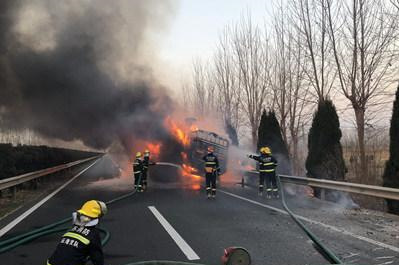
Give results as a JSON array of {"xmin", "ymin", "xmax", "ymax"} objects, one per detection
[{"xmin": 0, "ymin": 0, "xmax": 178, "ymax": 154}]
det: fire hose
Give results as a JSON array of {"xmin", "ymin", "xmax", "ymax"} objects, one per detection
[
  {"xmin": 0, "ymin": 175, "xmax": 140, "ymax": 254},
  {"xmin": 276, "ymin": 175, "xmax": 343, "ymax": 264},
  {"xmin": 0, "ymin": 163, "xmax": 189, "ymax": 255}
]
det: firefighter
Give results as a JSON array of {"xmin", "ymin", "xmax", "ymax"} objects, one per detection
[
  {"xmin": 203, "ymin": 146, "xmax": 220, "ymax": 198},
  {"xmin": 134, "ymin": 152, "xmax": 144, "ymax": 192},
  {"xmin": 142, "ymin": 149, "xmax": 156, "ymax": 191},
  {"xmin": 47, "ymin": 200, "xmax": 107, "ymax": 265},
  {"xmin": 248, "ymin": 146, "xmax": 278, "ymax": 198}
]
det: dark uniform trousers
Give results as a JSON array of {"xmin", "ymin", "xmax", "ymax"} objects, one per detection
[
  {"xmin": 249, "ymin": 154, "xmax": 278, "ymax": 194},
  {"xmin": 142, "ymin": 156, "xmax": 150, "ymax": 188},
  {"xmin": 203, "ymin": 153, "xmax": 219, "ymax": 196},
  {"xmin": 205, "ymin": 171, "xmax": 217, "ymax": 194},
  {"xmin": 133, "ymin": 158, "xmax": 143, "ymax": 190}
]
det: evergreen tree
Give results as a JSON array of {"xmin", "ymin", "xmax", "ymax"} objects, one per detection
[
  {"xmin": 306, "ymin": 99, "xmax": 346, "ymax": 200},
  {"xmin": 257, "ymin": 110, "xmax": 291, "ymax": 174},
  {"xmin": 383, "ymin": 86, "xmax": 399, "ymax": 214}
]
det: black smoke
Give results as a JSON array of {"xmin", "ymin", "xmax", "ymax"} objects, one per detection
[{"xmin": 0, "ymin": 1, "xmax": 179, "ymax": 155}]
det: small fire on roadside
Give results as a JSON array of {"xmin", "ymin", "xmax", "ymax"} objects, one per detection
[
  {"xmin": 190, "ymin": 124, "xmax": 199, "ymax": 132},
  {"xmin": 237, "ymin": 160, "xmax": 255, "ymax": 171},
  {"xmin": 305, "ymin": 187, "xmax": 314, "ymax": 197}
]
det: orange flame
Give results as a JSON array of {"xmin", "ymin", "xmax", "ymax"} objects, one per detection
[
  {"xmin": 181, "ymin": 152, "xmax": 188, "ymax": 161},
  {"xmin": 165, "ymin": 117, "xmax": 191, "ymax": 147},
  {"xmin": 190, "ymin": 124, "xmax": 199, "ymax": 132},
  {"xmin": 146, "ymin": 142, "xmax": 161, "ymax": 158},
  {"xmin": 181, "ymin": 163, "xmax": 201, "ymax": 179},
  {"xmin": 190, "ymin": 184, "xmax": 201, "ymax": 190}
]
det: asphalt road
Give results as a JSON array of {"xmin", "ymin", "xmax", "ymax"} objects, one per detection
[{"xmin": 0, "ymin": 156, "xmax": 398, "ymax": 265}]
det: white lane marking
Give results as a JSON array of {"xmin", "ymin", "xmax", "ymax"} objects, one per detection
[
  {"xmin": 0, "ymin": 158, "xmax": 100, "ymax": 238},
  {"xmin": 219, "ymin": 190, "xmax": 399, "ymax": 254},
  {"xmin": 148, "ymin": 206, "xmax": 200, "ymax": 261}
]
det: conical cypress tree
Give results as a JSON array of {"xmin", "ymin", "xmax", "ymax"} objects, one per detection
[
  {"xmin": 257, "ymin": 110, "xmax": 291, "ymax": 174},
  {"xmin": 306, "ymin": 99, "xmax": 346, "ymax": 200},
  {"xmin": 383, "ymin": 86, "xmax": 399, "ymax": 214}
]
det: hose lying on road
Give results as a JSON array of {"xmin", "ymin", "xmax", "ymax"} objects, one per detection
[
  {"xmin": 276, "ymin": 175, "xmax": 343, "ymax": 264},
  {"xmin": 0, "ymin": 162, "xmax": 186, "ymax": 253},
  {"xmin": 0, "ymin": 174, "xmax": 142, "ymax": 254}
]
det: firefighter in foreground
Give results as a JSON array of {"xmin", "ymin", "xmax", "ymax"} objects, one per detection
[
  {"xmin": 248, "ymin": 146, "xmax": 278, "ymax": 198},
  {"xmin": 203, "ymin": 146, "xmax": 220, "ymax": 198},
  {"xmin": 142, "ymin": 149, "xmax": 156, "ymax": 191},
  {"xmin": 47, "ymin": 200, "xmax": 107, "ymax": 265},
  {"xmin": 134, "ymin": 152, "xmax": 144, "ymax": 192}
]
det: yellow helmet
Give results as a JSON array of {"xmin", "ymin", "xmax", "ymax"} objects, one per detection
[
  {"xmin": 144, "ymin": 149, "xmax": 150, "ymax": 153},
  {"xmin": 136, "ymin": 152, "xmax": 142, "ymax": 158},
  {"xmin": 260, "ymin": 146, "xmax": 271, "ymax": 154},
  {"xmin": 77, "ymin": 200, "xmax": 107, "ymax": 218}
]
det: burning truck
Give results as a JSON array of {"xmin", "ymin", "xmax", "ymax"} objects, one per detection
[
  {"xmin": 161, "ymin": 117, "xmax": 230, "ymax": 180},
  {"xmin": 186, "ymin": 129, "xmax": 229, "ymax": 174}
]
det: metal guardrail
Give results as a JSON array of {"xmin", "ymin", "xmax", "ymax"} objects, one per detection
[
  {"xmin": 244, "ymin": 171, "xmax": 399, "ymax": 201},
  {"xmin": 0, "ymin": 155, "xmax": 101, "ymax": 191}
]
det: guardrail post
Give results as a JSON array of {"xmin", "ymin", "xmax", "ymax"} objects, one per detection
[
  {"xmin": 320, "ymin": 189, "xmax": 325, "ymax": 200},
  {"xmin": 12, "ymin": 186, "xmax": 16, "ymax": 199},
  {"xmin": 32, "ymin": 179, "xmax": 38, "ymax": 190}
]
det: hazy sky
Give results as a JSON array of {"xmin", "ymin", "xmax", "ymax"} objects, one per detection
[{"xmin": 157, "ymin": 0, "xmax": 273, "ymax": 90}]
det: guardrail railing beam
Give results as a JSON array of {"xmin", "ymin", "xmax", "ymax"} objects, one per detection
[
  {"xmin": 243, "ymin": 171, "xmax": 399, "ymax": 201},
  {"xmin": 0, "ymin": 155, "xmax": 101, "ymax": 192}
]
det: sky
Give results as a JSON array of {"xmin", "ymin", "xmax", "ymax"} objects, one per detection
[
  {"xmin": 154, "ymin": 0, "xmax": 395, "ymax": 131},
  {"xmin": 156, "ymin": 0, "xmax": 273, "ymax": 91}
]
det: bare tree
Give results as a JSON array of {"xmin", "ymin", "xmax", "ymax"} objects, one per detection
[
  {"xmin": 271, "ymin": 1, "xmax": 313, "ymax": 174},
  {"xmin": 290, "ymin": 0, "xmax": 336, "ymax": 101},
  {"xmin": 191, "ymin": 59, "xmax": 209, "ymax": 117},
  {"xmin": 213, "ymin": 26, "xmax": 242, "ymax": 134},
  {"xmin": 231, "ymin": 13, "xmax": 271, "ymax": 148},
  {"xmin": 326, "ymin": 0, "xmax": 399, "ymax": 182}
]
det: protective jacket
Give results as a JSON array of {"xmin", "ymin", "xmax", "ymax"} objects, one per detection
[
  {"xmin": 203, "ymin": 153, "xmax": 220, "ymax": 173},
  {"xmin": 48, "ymin": 225, "xmax": 103, "ymax": 265},
  {"xmin": 248, "ymin": 154, "xmax": 278, "ymax": 172},
  {"xmin": 143, "ymin": 156, "xmax": 156, "ymax": 173},
  {"xmin": 133, "ymin": 158, "xmax": 143, "ymax": 176}
]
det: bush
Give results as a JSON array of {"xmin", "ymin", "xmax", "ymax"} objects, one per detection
[{"xmin": 0, "ymin": 144, "xmax": 99, "ymax": 179}]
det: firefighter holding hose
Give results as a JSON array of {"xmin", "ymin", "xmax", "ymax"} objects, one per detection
[
  {"xmin": 142, "ymin": 149, "xmax": 156, "ymax": 191},
  {"xmin": 133, "ymin": 152, "xmax": 144, "ymax": 192},
  {"xmin": 47, "ymin": 200, "xmax": 107, "ymax": 265},
  {"xmin": 203, "ymin": 146, "xmax": 220, "ymax": 198},
  {"xmin": 248, "ymin": 146, "xmax": 278, "ymax": 198}
]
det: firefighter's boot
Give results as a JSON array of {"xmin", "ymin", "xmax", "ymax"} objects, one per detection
[
  {"xmin": 266, "ymin": 189, "xmax": 272, "ymax": 199},
  {"xmin": 273, "ymin": 189, "xmax": 279, "ymax": 198},
  {"xmin": 211, "ymin": 189, "xmax": 216, "ymax": 198},
  {"xmin": 258, "ymin": 185, "xmax": 264, "ymax": 196}
]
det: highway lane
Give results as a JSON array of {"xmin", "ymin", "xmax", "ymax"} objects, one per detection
[
  {"xmin": 1, "ymin": 156, "xmax": 397, "ymax": 265},
  {"xmin": 0, "ymin": 157, "xmax": 329, "ymax": 265}
]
